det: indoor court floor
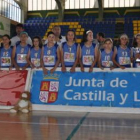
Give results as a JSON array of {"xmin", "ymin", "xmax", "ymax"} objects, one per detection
[{"xmin": 0, "ymin": 110, "xmax": 140, "ymax": 140}]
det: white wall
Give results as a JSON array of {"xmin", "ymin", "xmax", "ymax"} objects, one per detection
[{"xmin": 0, "ymin": 15, "xmax": 10, "ymax": 36}]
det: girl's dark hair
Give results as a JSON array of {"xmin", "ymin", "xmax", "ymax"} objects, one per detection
[
  {"xmin": 2, "ymin": 34, "xmax": 11, "ymax": 45},
  {"xmin": 97, "ymin": 32, "xmax": 105, "ymax": 38},
  {"xmin": 16, "ymin": 23, "xmax": 24, "ymax": 29},
  {"xmin": 47, "ymin": 31, "xmax": 55, "ymax": 37},
  {"xmin": 81, "ymin": 30, "xmax": 93, "ymax": 43},
  {"xmin": 117, "ymin": 34, "xmax": 129, "ymax": 46},
  {"xmin": 132, "ymin": 34, "xmax": 140, "ymax": 48},
  {"xmin": 32, "ymin": 36, "xmax": 42, "ymax": 48},
  {"xmin": 66, "ymin": 29, "xmax": 76, "ymax": 42}
]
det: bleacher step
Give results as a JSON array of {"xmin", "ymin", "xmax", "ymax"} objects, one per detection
[{"xmin": 114, "ymin": 23, "xmax": 124, "ymax": 38}]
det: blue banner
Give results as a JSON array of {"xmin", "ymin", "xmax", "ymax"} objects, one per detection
[{"xmin": 30, "ymin": 71, "xmax": 140, "ymax": 108}]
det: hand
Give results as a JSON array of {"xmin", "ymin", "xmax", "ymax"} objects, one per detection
[
  {"xmin": 89, "ymin": 67, "xmax": 93, "ymax": 72},
  {"xmin": 81, "ymin": 67, "xmax": 84, "ymax": 72},
  {"xmin": 110, "ymin": 67, "xmax": 115, "ymax": 70},
  {"xmin": 135, "ymin": 53, "xmax": 140, "ymax": 59},
  {"xmin": 130, "ymin": 57, "xmax": 134, "ymax": 62},
  {"xmin": 43, "ymin": 68, "xmax": 48, "ymax": 75},
  {"xmin": 50, "ymin": 68, "xmax": 56, "ymax": 74},
  {"xmin": 99, "ymin": 66, "xmax": 104, "ymax": 70},
  {"xmin": 15, "ymin": 66, "xmax": 20, "ymax": 70},
  {"xmin": 70, "ymin": 67, "xmax": 75, "ymax": 73},
  {"xmin": 30, "ymin": 64, "xmax": 35, "ymax": 69},
  {"xmin": 31, "ymin": 66, "xmax": 36, "ymax": 69},
  {"xmin": 61, "ymin": 66, "xmax": 66, "ymax": 72},
  {"xmin": 22, "ymin": 67, "xmax": 27, "ymax": 70},
  {"xmin": 120, "ymin": 66, "xmax": 125, "ymax": 69},
  {"xmin": 36, "ymin": 66, "xmax": 42, "ymax": 69},
  {"xmin": 9, "ymin": 66, "xmax": 12, "ymax": 71}
]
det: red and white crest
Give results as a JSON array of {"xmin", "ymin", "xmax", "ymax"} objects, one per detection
[{"xmin": 39, "ymin": 81, "xmax": 59, "ymax": 103}]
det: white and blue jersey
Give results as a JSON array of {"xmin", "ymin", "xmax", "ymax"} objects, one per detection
[
  {"xmin": 43, "ymin": 44, "xmax": 58, "ymax": 67},
  {"xmin": 116, "ymin": 46, "xmax": 131, "ymax": 67},
  {"xmin": 30, "ymin": 47, "xmax": 41, "ymax": 67},
  {"xmin": 100, "ymin": 49, "xmax": 113, "ymax": 68},
  {"xmin": 0, "ymin": 46, "xmax": 12, "ymax": 68},
  {"xmin": 81, "ymin": 43, "xmax": 96, "ymax": 67},
  {"xmin": 15, "ymin": 44, "xmax": 30, "ymax": 67},
  {"xmin": 62, "ymin": 42, "xmax": 78, "ymax": 67},
  {"xmin": 132, "ymin": 47, "xmax": 140, "ymax": 68}
]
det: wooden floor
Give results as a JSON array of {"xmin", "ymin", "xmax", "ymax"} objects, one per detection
[{"xmin": 0, "ymin": 110, "xmax": 140, "ymax": 140}]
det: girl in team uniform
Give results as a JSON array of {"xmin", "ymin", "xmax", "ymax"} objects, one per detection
[
  {"xmin": 27, "ymin": 36, "xmax": 42, "ymax": 69},
  {"xmin": 112, "ymin": 34, "xmax": 132, "ymax": 69},
  {"xmin": 131, "ymin": 34, "xmax": 140, "ymax": 68},
  {"xmin": 79, "ymin": 30, "xmax": 98, "ymax": 72},
  {"xmin": 41, "ymin": 31, "xmax": 60, "ymax": 74},
  {"xmin": 12, "ymin": 32, "xmax": 30, "ymax": 70},
  {"xmin": 61, "ymin": 30, "xmax": 80, "ymax": 72},
  {"xmin": 98, "ymin": 38, "xmax": 115, "ymax": 70},
  {"xmin": 0, "ymin": 34, "xmax": 13, "ymax": 69}
]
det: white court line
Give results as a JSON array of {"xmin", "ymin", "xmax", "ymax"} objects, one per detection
[{"xmin": 0, "ymin": 120, "xmax": 140, "ymax": 129}]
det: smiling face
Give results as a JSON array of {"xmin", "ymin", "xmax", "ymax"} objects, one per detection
[
  {"xmin": 20, "ymin": 34, "xmax": 28, "ymax": 44},
  {"xmin": 33, "ymin": 38, "xmax": 39, "ymax": 47},
  {"xmin": 66, "ymin": 31, "xmax": 75, "ymax": 42},
  {"xmin": 87, "ymin": 31, "xmax": 93, "ymax": 42},
  {"xmin": 104, "ymin": 40, "xmax": 113, "ymax": 50},
  {"xmin": 2, "ymin": 36, "xmax": 10, "ymax": 46},
  {"xmin": 47, "ymin": 34, "xmax": 55, "ymax": 44},
  {"xmin": 52, "ymin": 26, "xmax": 61, "ymax": 37},
  {"xmin": 120, "ymin": 37, "xmax": 128, "ymax": 46},
  {"xmin": 16, "ymin": 26, "xmax": 24, "ymax": 36}
]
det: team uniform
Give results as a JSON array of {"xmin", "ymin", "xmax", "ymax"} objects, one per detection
[
  {"xmin": 81, "ymin": 43, "xmax": 97, "ymax": 67},
  {"xmin": 132, "ymin": 47, "xmax": 140, "ymax": 68},
  {"xmin": 62, "ymin": 42, "xmax": 78, "ymax": 67},
  {"xmin": 15, "ymin": 44, "xmax": 30, "ymax": 67},
  {"xmin": 43, "ymin": 44, "xmax": 58, "ymax": 67},
  {"xmin": 115, "ymin": 46, "xmax": 131, "ymax": 68},
  {"xmin": 30, "ymin": 47, "xmax": 42, "ymax": 67},
  {"xmin": 0, "ymin": 46, "xmax": 13, "ymax": 68},
  {"xmin": 100, "ymin": 49, "xmax": 113, "ymax": 68}
]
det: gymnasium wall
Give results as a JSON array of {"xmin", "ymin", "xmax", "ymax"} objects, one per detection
[
  {"xmin": 0, "ymin": 16, "xmax": 10, "ymax": 36},
  {"xmin": 27, "ymin": 7, "xmax": 140, "ymax": 19}
]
